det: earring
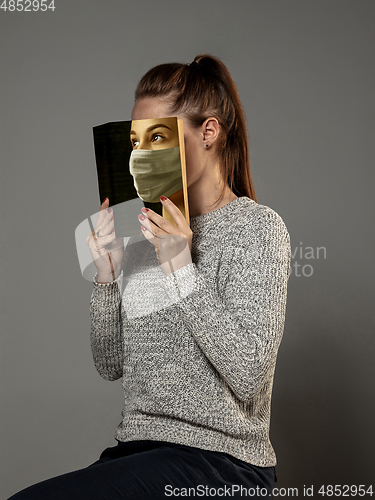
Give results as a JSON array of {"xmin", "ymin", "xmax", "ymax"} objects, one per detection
[{"xmin": 205, "ymin": 143, "xmax": 209, "ymax": 148}]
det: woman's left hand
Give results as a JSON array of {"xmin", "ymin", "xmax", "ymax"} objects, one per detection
[{"xmin": 137, "ymin": 196, "xmax": 193, "ymax": 276}]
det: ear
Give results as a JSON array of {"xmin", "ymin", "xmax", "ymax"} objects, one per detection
[{"xmin": 201, "ymin": 117, "xmax": 220, "ymax": 147}]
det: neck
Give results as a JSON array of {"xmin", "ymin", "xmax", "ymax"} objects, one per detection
[{"xmin": 187, "ymin": 177, "xmax": 237, "ymax": 218}]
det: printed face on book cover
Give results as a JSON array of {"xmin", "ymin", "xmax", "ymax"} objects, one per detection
[{"xmin": 128, "ymin": 117, "xmax": 183, "ymax": 205}]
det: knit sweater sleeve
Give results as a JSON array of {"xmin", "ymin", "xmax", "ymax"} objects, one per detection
[
  {"xmin": 89, "ymin": 274, "xmax": 124, "ymax": 381},
  {"xmin": 160, "ymin": 207, "xmax": 291, "ymax": 402}
]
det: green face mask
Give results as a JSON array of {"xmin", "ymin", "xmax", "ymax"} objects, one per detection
[{"xmin": 129, "ymin": 147, "xmax": 183, "ymax": 203}]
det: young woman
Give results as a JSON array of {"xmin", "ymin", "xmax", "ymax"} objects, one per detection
[{"xmin": 8, "ymin": 54, "xmax": 291, "ymax": 499}]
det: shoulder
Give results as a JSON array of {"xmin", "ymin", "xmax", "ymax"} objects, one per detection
[{"xmin": 229, "ymin": 197, "xmax": 291, "ymax": 250}]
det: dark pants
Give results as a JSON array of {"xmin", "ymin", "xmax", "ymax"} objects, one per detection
[{"xmin": 8, "ymin": 440, "xmax": 277, "ymax": 499}]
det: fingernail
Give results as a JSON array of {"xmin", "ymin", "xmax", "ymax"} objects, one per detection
[
  {"xmin": 103, "ymin": 197, "xmax": 109, "ymax": 203},
  {"xmin": 111, "ymin": 216, "xmax": 114, "ymax": 221},
  {"xmin": 141, "ymin": 207, "xmax": 149, "ymax": 213},
  {"xmin": 112, "ymin": 228, "xmax": 115, "ymax": 233},
  {"xmin": 141, "ymin": 225, "xmax": 147, "ymax": 231},
  {"xmin": 109, "ymin": 208, "xmax": 113, "ymax": 213},
  {"xmin": 160, "ymin": 196, "xmax": 167, "ymax": 201},
  {"xmin": 138, "ymin": 214, "xmax": 145, "ymax": 220}
]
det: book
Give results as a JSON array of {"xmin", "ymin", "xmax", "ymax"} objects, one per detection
[{"xmin": 92, "ymin": 116, "xmax": 189, "ymax": 238}]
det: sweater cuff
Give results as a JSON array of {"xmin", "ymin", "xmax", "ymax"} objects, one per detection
[
  {"xmin": 92, "ymin": 271, "xmax": 123, "ymax": 303},
  {"xmin": 159, "ymin": 263, "xmax": 197, "ymax": 304}
]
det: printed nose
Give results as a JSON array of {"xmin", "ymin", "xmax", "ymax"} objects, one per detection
[{"xmin": 139, "ymin": 141, "xmax": 153, "ymax": 150}]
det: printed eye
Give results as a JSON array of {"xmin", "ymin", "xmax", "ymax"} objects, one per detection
[{"xmin": 152, "ymin": 134, "xmax": 163, "ymax": 142}]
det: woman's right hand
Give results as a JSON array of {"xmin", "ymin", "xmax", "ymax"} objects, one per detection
[{"xmin": 85, "ymin": 198, "xmax": 124, "ymax": 283}]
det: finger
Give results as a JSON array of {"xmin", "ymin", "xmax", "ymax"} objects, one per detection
[
  {"xmin": 140, "ymin": 225, "xmax": 162, "ymax": 265},
  {"xmin": 99, "ymin": 214, "xmax": 114, "ymax": 237},
  {"xmin": 139, "ymin": 217, "xmax": 165, "ymax": 264},
  {"xmin": 138, "ymin": 215, "xmax": 157, "ymax": 244},
  {"xmin": 140, "ymin": 207, "xmax": 173, "ymax": 234},
  {"xmin": 87, "ymin": 232, "xmax": 105, "ymax": 255},
  {"xmin": 100, "ymin": 197, "xmax": 109, "ymax": 211},
  {"xmin": 160, "ymin": 196, "xmax": 188, "ymax": 229},
  {"xmin": 86, "ymin": 229, "xmax": 103, "ymax": 249},
  {"xmin": 140, "ymin": 224, "xmax": 156, "ymax": 245},
  {"xmin": 95, "ymin": 231, "xmax": 117, "ymax": 248},
  {"xmin": 96, "ymin": 198, "xmax": 110, "ymax": 227},
  {"xmin": 138, "ymin": 213, "xmax": 157, "ymax": 234},
  {"xmin": 95, "ymin": 206, "xmax": 112, "ymax": 232}
]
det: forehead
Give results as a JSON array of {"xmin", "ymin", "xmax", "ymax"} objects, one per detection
[
  {"xmin": 130, "ymin": 116, "xmax": 178, "ymax": 136},
  {"xmin": 131, "ymin": 97, "xmax": 173, "ymax": 121}
]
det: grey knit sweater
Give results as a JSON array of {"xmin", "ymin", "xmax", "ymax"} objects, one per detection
[{"xmin": 90, "ymin": 196, "xmax": 291, "ymax": 467}]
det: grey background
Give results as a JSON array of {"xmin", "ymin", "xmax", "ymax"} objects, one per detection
[{"xmin": 1, "ymin": 0, "xmax": 374, "ymax": 497}]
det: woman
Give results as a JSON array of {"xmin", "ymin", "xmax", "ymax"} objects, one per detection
[{"xmin": 8, "ymin": 54, "xmax": 291, "ymax": 499}]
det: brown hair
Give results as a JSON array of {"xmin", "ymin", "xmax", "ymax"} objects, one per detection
[{"xmin": 134, "ymin": 54, "xmax": 257, "ymax": 204}]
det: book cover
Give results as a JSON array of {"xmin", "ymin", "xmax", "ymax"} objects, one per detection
[{"xmin": 92, "ymin": 116, "xmax": 189, "ymax": 238}]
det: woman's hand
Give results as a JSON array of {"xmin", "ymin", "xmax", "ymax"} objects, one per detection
[
  {"xmin": 86, "ymin": 198, "xmax": 124, "ymax": 283},
  {"xmin": 138, "ymin": 196, "xmax": 193, "ymax": 276}
]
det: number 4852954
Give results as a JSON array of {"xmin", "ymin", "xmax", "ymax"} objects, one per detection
[{"xmin": 1, "ymin": 0, "xmax": 56, "ymax": 11}]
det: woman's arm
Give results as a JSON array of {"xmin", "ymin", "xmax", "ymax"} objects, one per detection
[
  {"xmin": 89, "ymin": 274, "xmax": 124, "ymax": 381},
  {"xmin": 161, "ymin": 207, "xmax": 291, "ymax": 402}
]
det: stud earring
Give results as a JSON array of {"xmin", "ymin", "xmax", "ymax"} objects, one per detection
[{"xmin": 205, "ymin": 143, "xmax": 209, "ymax": 148}]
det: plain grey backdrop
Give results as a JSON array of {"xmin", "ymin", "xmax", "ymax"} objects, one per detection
[{"xmin": 1, "ymin": 0, "xmax": 374, "ymax": 498}]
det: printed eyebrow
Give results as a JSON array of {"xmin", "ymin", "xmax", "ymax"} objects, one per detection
[{"xmin": 130, "ymin": 123, "xmax": 172, "ymax": 135}]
